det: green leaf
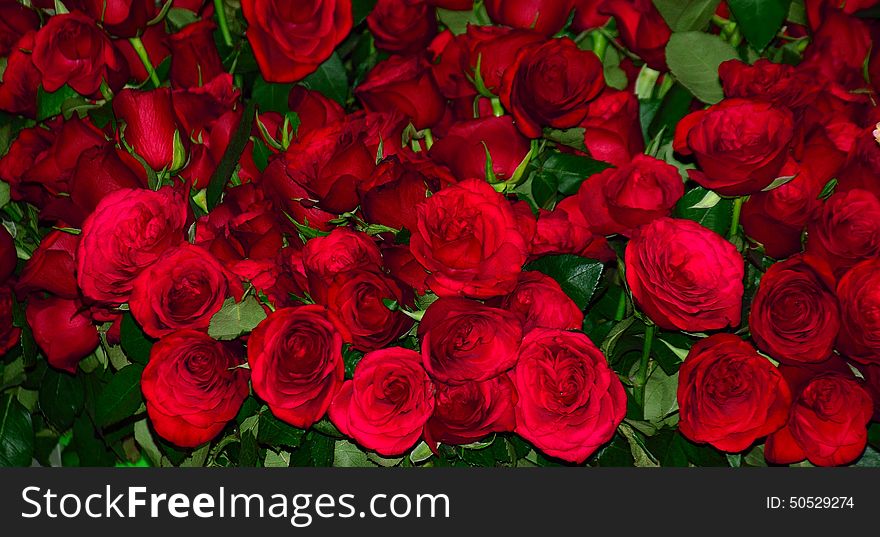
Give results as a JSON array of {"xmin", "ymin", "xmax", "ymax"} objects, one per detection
[
  {"xmin": 333, "ymin": 439, "xmax": 378, "ymax": 467},
  {"xmin": 647, "ymin": 84, "xmax": 694, "ymax": 146},
  {"xmin": 0, "ymin": 394, "xmax": 33, "ymax": 466},
  {"xmin": 37, "ymin": 85, "xmax": 79, "ymax": 121},
  {"xmin": 301, "ymin": 53, "xmax": 348, "ymax": 106},
  {"xmin": 543, "ymin": 127, "xmax": 587, "ymax": 152},
  {"xmin": 257, "ymin": 412, "xmax": 305, "ymax": 449},
  {"xmin": 352, "ymin": 0, "xmax": 378, "ymax": 25},
  {"xmin": 530, "ymin": 169, "xmax": 557, "ymax": 209},
  {"xmin": 252, "ymin": 79, "xmax": 294, "ymax": 115},
  {"xmin": 409, "ymin": 441, "xmax": 434, "ymax": 464},
  {"xmin": 207, "ymin": 101, "xmax": 256, "ymax": 210},
  {"xmin": 264, "ymin": 449, "xmax": 291, "ymax": 467},
  {"xmin": 436, "ymin": 7, "xmax": 481, "ymax": 35},
  {"xmin": 166, "ymin": 6, "xmax": 199, "ymax": 29},
  {"xmin": 120, "ymin": 312, "xmax": 153, "ymax": 365},
  {"xmin": 95, "ymin": 364, "xmax": 145, "ymax": 427},
  {"xmin": 728, "ymin": 0, "xmax": 791, "ymax": 51},
  {"xmin": 38, "ymin": 368, "xmax": 85, "ymax": 430},
  {"xmin": 536, "ymin": 152, "xmax": 613, "ymax": 196},
  {"xmin": 675, "ymin": 186, "xmax": 733, "ymax": 236},
  {"xmin": 643, "ymin": 368, "xmax": 679, "ymax": 422},
  {"xmin": 603, "ymin": 47, "xmax": 628, "ymax": 91},
  {"xmin": 653, "ymin": 0, "xmax": 722, "ymax": 31},
  {"xmin": 207, "ymin": 296, "xmax": 268, "ymax": 341},
  {"xmin": 666, "ymin": 32, "xmax": 739, "ymax": 104},
  {"xmin": 524, "ymin": 255, "xmax": 605, "ymax": 309}
]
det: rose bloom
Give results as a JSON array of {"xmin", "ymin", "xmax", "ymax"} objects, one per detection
[
  {"xmin": 247, "ymin": 306, "xmax": 345, "ymax": 428},
  {"xmin": 424, "ymin": 375, "xmax": 517, "ymax": 447},
  {"xmin": 410, "ymin": 179, "xmax": 528, "ymax": 298},
  {"xmin": 806, "ymin": 189, "xmax": 880, "ymax": 278},
  {"xmin": 484, "ymin": 0, "xmax": 574, "ymax": 35},
  {"xmin": 500, "ymin": 271, "xmax": 583, "ymax": 334},
  {"xmin": 513, "ymin": 328, "xmax": 626, "ymax": 463},
  {"xmin": 836, "ymin": 258, "xmax": 880, "ymax": 365},
  {"xmin": 599, "ymin": 0, "xmax": 670, "ymax": 71},
  {"xmin": 367, "ymin": 0, "xmax": 437, "ymax": 54},
  {"xmin": 26, "ymin": 296, "xmax": 100, "ymax": 374},
  {"xmin": 625, "ymin": 218, "xmax": 744, "ymax": 331},
  {"xmin": 329, "ymin": 347, "xmax": 435, "ymax": 456},
  {"xmin": 750, "ymin": 255, "xmax": 840, "ymax": 364},
  {"xmin": 677, "ymin": 334, "xmax": 791, "ymax": 452},
  {"xmin": 142, "ymin": 330, "xmax": 250, "ymax": 448},
  {"xmin": 355, "ymin": 55, "xmax": 446, "ymax": 130},
  {"xmin": 428, "ymin": 116, "xmax": 531, "ymax": 183}
]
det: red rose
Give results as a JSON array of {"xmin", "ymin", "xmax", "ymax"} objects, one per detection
[
  {"xmin": 803, "ymin": 9, "xmax": 871, "ymax": 89},
  {"xmin": 484, "ymin": 0, "xmax": 575, "ymax": 36},
  {"xmin": 287, "ymin": 86, "xmax": 345, "ymax": 139},
  {"xmin": 427, "ymin": 0, "xmax": 472, "ymax": 8},
  {"xmin": 579, "ymin": 89, "xmax": 644, "ymax": 166},
  {"xmin": 142, "ymin": 330, "xmax": 250, "ymax": 448},
  {"xmin": 765, "ymin": 373, "xmax": 873, "ymax": 466},
  {"xmin": 326, "ymin": 269, "xmax": 412, "ymax": 352},
  {"xmin": 424, "ymin": 375, "xmax": 517, "ymax": 446},
  {"xmin": 17, "ymin": 230, "xmax": 79, "ymax": 300},
  {"xmin": 572, "ymin": 0, "xmax": 610, "ymax": 31},
  {"xmin": 719, "ymin": 59, "xmax": 818, "ymax": 110},
  {"xmin": 468, "ymin": 27, "xmax": 544, "ymax": 98},
  {"xmin": 329, "ymin": 347, "xmax": 435, "ymax": 456},
  {"xmin": 302, "ymin": 228, "xmax": 383, "ymax": 302},
  {"xmin": 513, "ymin": 328, "xmax": 626, "ymax": 463},
  {"xmin": 66, "ymin": 143, "xmax": 148, "ymax": 226},
  {"xmin": 836, "ymin": 258, "xmax": 880, "ymax": 365},
  {"xmin": 381, "ymin": 244, "xmax": 429, "ymax": 294},
  {"xmin": 0, "ymin": 2, "xmax": 38, "ymax": 57},
  {"xmin": 677, "ymin": 334, "xmax": 791, "ymax": 452},
  {"xmin": 356, "ymin": 55, "xmax": 446, "ymax": 130},
  {"xmin": 531, "ymin": 196, "xmax": 614, "ymax": 260},
  {"xmin": 32, "ymin": 12, "xmax": 129, "ymax": 96},
  {"xmin": 242, "ymin": 0, "xmax": 352, "ymax": 83},
  {"xmin": 76, "ymin": 187, "xmax": 188, "ymax": 304},
  {"xmin": 410, "ymin": 178, "xmax": 528, "ymax": 298},
  {"xmin": 358, "ymin": 157, "xmax": 429, "ymax": 233},
  {"xmin": 26, "ymin": 296, "xmax": 100, "ymax": 374},
  {"xmin": 500, "ymin": 37, "xmax": 604, "ymax": 138},
  {"xmin": 500, "ymin": 271, "xmax": 583, "ymax": 334},
  {"xmin": 598, "ymin": 0, "xmax": 670, "ymax": 71},
  {"xmin": 0, "ymin": 286, "xmax": 21, "ymax": 357},
  {"xmin": 750, "ymin": 255, "xmax": 840, "ymax": 364},
  {"xmin": 0, "ymin": 32, "xmax": 41, "ymax": 118},
  {"xmin": 248, "ymin": 305, "xmax": 345, "ymax": 428},
  {"xmin": 806, "ymin": 189, "xmax": 880, "ymax": 278},
  {"xmin": 578, "ymin": 154, "xmax": 684, "ymax": 236},
  {"xmin": 741, "ymin": 173, "xmax": 821, "ymax": 259},
  {"xmin": 418, "ymin": 297, "xmax": 522, "ymax": 384},
  {"xmin": 367, "ymin": 0, "xmax": 437, "ymax": 54},
  {"xmin": 261, "ymin": 158, "xmax": 335, "ymax": 234},
  {"xmin": 429, "ymin": 116, "xmax": 531, "ymax": 182},
  {"xmin": 167, "ymin": 20, "xmax": 225, "ymax": 88},
  {"xmin": 0, "ymin": 125, "xmax": 53, "ymax": 205},
  {"xmin": 79, "ymin": 0, "xmax": 156, "ymax": 37},
  {"xmin": 114, "ymin": 88, "xmax": 187, "ymax": 173},
  {"xmin": 674, "ymin": 99, "xmax": 795, "ymax": 196},
  {"xmin": 625, "ymin": 218, "xmax": 744, "ymax": 331}
]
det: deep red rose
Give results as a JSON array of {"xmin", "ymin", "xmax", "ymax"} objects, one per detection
[
  {"xmin": 674, "ymin": 99, "xmax": 795, "ymax": 196},
  {"xmin": 79, "ymin": 0, "xmax": 156, "ymax": 37},
  {"xmin": 329, "ymin": 347, "xmax": 435, "ymax": 456},
  {"xmin": 626, "ymin": 218, "xmax": 744, "ymax": 331},
  {"xmin": 302, "ymin": 228, "xmax": 383, "ymax": 301},
  {"xmin": 0, "ymin": 2, "xmax": 38, "ymax": 57},
  {"xmin": 0, "ymin": 286, "xmax": 21, "ymax": 357},
  {"xmin": 26, "ymin": 296, "xmax": 100, "ymax": 374},
  {"xmin": 32, "ymin": 12, "xmax": 129, "ymax": 96},
  {"xmin": 0, "ymin": 125, "xmax": 53, "ymax": 205},
  {"xmin": 578, "ymin": 154, "xmax": 684, "ymax": 237},
  {"xmin": 356, "ymin": 55, "xmax": 446, "ymax": 130},
  {"xmin": 142, "ymin": 330, "xmax": 250, "ymax": 447},
  {"xmin": 572, "ymin": 0, "xmax": 610, "ymax": 31},
  {"xmin": 367, "ymin": 0, "xmax": 437, "ymax": 53},
  {"xmin": 484, "ymin": 0, "xmax": 575, "ymax": 36},
  {"xmin": 500, "ymin": 37, "xmax": 604, "ymax": 138},
  {"xmin": 287, "ymin": 86, "xmax": 345, "ymax": 139},
  {"xmin": 425, "ymin": 375, "xmax": 517, "ymax": 446},
  {"xmin": 381, "ymin": 244, "xmax": 429, "ymax": 294},
  {"xmin": 179, "ymin": 107, "xmax": 243, "ymax": 189},
  {"xmin": 418, "ymin": 297, "xmax": 522, "ymax": 384},
  {"xmin": 765, "ymin": 373, "xmax": 873, "ymax": 466},
  {"xmin": 598, "ymin": 0, "xmax": 670, "ymax": 71},
  {"xmin": 750, "ymin": 255, "xmax": 840, "ymax": 364},
  {"xmin": 836, "ymin": 258, "xmax": 880, "ymax": 365},
  {"xmin": 167, "ymin": 20, "xmax": 225, "ymax": 88},
  {"xmin": 741, "ymin": 174, "xmax": 820, "ymax": 260},
  {"xmin": 358, "ymin": 157, "xmax": 429, "ymax": 233},
  {"xmin": 428, "ymin": 29, "xmax": 477, "ymax": 100},
  {"xmin": 806, "ymin": 189, "xmax": 880, "ymax": 278},
  {"xmin": 171, "ymin": 73, "xmax": 241, "ymax": 137},
  {"xmin": 17, "ymin": 230, "xmax": 79, "ymax": 300},
  {"xmin": 429, "ymin": 116, "xmax": 531, "ymax": 182},
  {"xmin": 500, "ymin": 271, "xmax": 583, "ymax": 334},
  {"xmin": 468, "ymin": 26, "xmax": 545, "ymax": 97},
  {"xmin": 803, "ymin": 9, "xmax": 871, "ymax": 90},
  {"xmin": 0, "ymin": 226, "xmax": 15, "ymax": 285},
  {"xmin": 326, "ymin": 269, "xmax": 412, "ymax": 352},
  {"xmin": 248, "ymin": 305, "xmax": 345, "ymax": 428},
  {"xmin": 410, "ymin": 178, "xmax": 528, "ymax": 298},
  {"xmin": 76, "ymin": 187, "xmax": 188, "ymax": 304},
  {"xmin": 513, "ymin": 328, "xmax": 625, "ymax": 463},
  {"xmin": 65, "ymin": 143, "xmax": 147, "ymax": 226},
  {"xmin": 242, "ymin": 0, "xmax": 352, "ymax": 83},
  {"xmin": 677, "ymin": 334, "xmax": 791, "ymax": 452},
  {"xmin": 114, "ymin": 88, "xmax": 187, "ymax": 173},
  {"xmin": 261, "ymin": 159, "xmax": 337, "ymax": 234},
  {"xmin": 0, "ymin": 32, "xmax": 41, "ymax": 118},
  {"xmin": 531, "ymin": 196, "xmax": 614, "ymax": 260},
  {"xmin": 719, "ymin": 59, "xmax": 819, "ymax": 110},
  {"xmin": 579, "ymin": 89, "xmax": 644, "ymax": 166}
]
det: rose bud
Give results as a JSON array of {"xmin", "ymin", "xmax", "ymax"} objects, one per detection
[
  {"xmin": 719, "ymin": 59, "xmax": 819, "ymax": 110},
  {"xmin": 468, "ymin": 27, "xmax": 545, "ymax": 98},
  {"xmin": 114, "ymin": 88, "xmax": 188, "ymax": 173},
  {"xmin": 806, "ymin": 189, "xmax": 880, "ymax": 278},
  {"xmin": 142, "ymin": 330, "xmax": 250, "ymax": 448},
  {"xmin": 410, "ymin": 178, "xmax": 529, "ymax": 298},
  {"xmin": 836, "ymin": 258, "xmax": 880, "ymax": 365},
  {"xmin": 484, "ymin": 0, "xmax": 575, "ymax": 36},
  {"xmin": 513, "ymin": 328, "xmax": 626, "ymax": 463},
  {"xmin": 358, "ymin": 157, "xmax": 429, "ymax": 233},
  {"xmin": 741, "ymin": 174, "xmax": 821, "ymax": 260},
  {"xmin": 418, "ymin": 297, "xmax": 522, "ymax": 384},
  {"xmin": 425, "ymin": 375, "xmax": 517, "ymax": 447},
  {"xmin": 0, "ymin": 286, "xmax": 21, "ymax": 357},
  {"xmin": 248, "ymin": 305, "xmax": 345, "ymax": 428},
  {"xmin": 765, "ymin": 373, "xmax": 873, "ymax": 466},
  {"xmin": 580, "ymin": 89, "xmax": 644, "ymax": 166},
  {"xmin": 500, "ymin": 37, "xmax": 604, "ymax": 138},
  {"xmin": 0, "ymin": 226, "xmax": 15, "ymax": 285},
  {"xmin": 429, "ymin": 29, "xmax": 479, "ymax": 100},
  {"xmin": 325, "ymin": 269, "xmax": 412, "ymax": 352},
  {"xmin": 531, "ymin": 196, "xmax": 615, "ymax": 261},
  {"xmin": 66, "ymin": 143, "xmax": 148, "ymax": 226},
  {"xmin": 26, "ymin": 296, "xmax": 100, "ymax": 374},
  {"xmin": 673, "ymin": 98, "xmax": 795, "ymax": 196},
  {"xmin": 677, "ymin": 334, "xmax": 791, "ymax": 452},
  {"xmin": 302, "ymin": 228, "xmax": 383, "ymax": 303},
  {"xmin": 115, "ymin": 23, "xmax": 171, "ymax": 85},
  {"xmin": 598, "ymin": 0, "xmax": 671, "ymax": 71},
  {"xmin": 32, "ymin": 12, "xmax": 129, "ymax": 96},
  {"xmin": 367, "ymin": 0, "xmax": 437, "ymax": 54},
  {"xmin": 79, "ymin": 0, "xmax": 156, "ymax": 38},
  {"xmin": 17, "ymin": 230, "xmax": 79, "ymax": 300},
  {"xmin": 626, "ymin": 218, "xmax": 744, "ymax": 332},
  {"xmin": 356, "ymin": 55, "xmax": 446, "ymax": 130},
  {"xmin": 0, "ymin": 2, "xmax": 38, "ymax": 57},
  {"xmin": 429, "ymin": 116, "xmax": 531, "ymax": 182},
  {"xmin": 261, "ymin": 159, "xmax": 337, "ymax": 234},
  {"xmin": 329, "ymin": 347, "xmax": 435, "ymax": 456},
  {"xmin": 242, "ymin": 0, "xmax": 353, "ymax": 83},
  {"xmin": 578, "ymin": 154, "xmax": 684, "ymax": 237},
  {"xmin": 167, "ymin": 20, "xmax": 225, "ymax": 88},
  {"xmin": 572, "ymin": 0, "xmax": 610, "ymax": 31},
  {"xmin": 0, "ymin": 32, "xmax": 42, "ymax": 118},
  {"xmin": 170, "ymin": 73, "xmax": 241, "ymax": 137},
  {"xmin": 750, "ymin": 255, "xmax": 840, "ymax": 365},
  {"xmin": 76, "ymin": 187, "xmax": 188, "ymax": 304},
  {"xmin": 500, "ymin": 271, "xmax": 584, "ymax": 334},
  {"xmin": 288, "ymin": 86, "xmax": 345, "ymax": 139}
]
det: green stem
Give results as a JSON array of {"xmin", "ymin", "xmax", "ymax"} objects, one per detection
[
  {"xmin": 99, "ymin": 79, "xmax": 114, "ymax": 101},
  {"xmin": 129, "ymin": 36, "xmax": 160, "ymax": 88},
  {"xmin": 634, "ymin": 323, "xmax": 656, "ymax": 410},
  {"xmin": 591, "ymin": 30, "xmax": 608, "ymax": 62},
  {"xmin": 614, "ymin": 291, "xmax": 627, "ymax": 322},
  {"xmin": 490, "ymin": 97, "xmax": 504, "ymax": 117},
  {"xmin": 214, "ymin": 0, "xmax": 233, "ymax": 47},
  {"xmin": 729, "ymin": 196, "xmax": 745, "ymax": 240}
]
